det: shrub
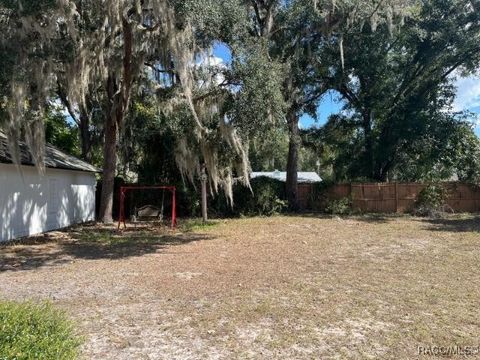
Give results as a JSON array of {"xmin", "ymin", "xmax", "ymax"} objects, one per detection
[
  {"xmin": 0, "ymin": 301, "xmax": 82, "ymax": 360},
  {"xmin": 324, "ymin": 197, "xmax": 352, "ymax": 215},
  {"xmin": 210, "ymin": 177, "xmax": 287, "ymax": 216},
  {"xmin": 414, "ymin": 183, "xmax": 451, "ymax": 217},
  {"xmin": 253, "ymin": 184, "xmax": 288, "ymax": 216},
  {"xmin": 307, "ymin": 181, "xmax": 332, "ymax": 211},
  {"xmin": 237, "ymin": 177, "xmax": 287, "ymax": 216}
]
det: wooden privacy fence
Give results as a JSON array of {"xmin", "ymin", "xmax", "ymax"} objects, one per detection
[{"xmin": 299, "ymin": 182, "xmax": 480, "ymax": 213}]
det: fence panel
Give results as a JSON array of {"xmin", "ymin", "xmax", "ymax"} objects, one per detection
[
  {"xmin": 351, "ymin": 183, "xmax": 395, "ymax": 213},
  {"xmin": 305, "ymin": 182, "xmax": 480, "ymax": 213}
]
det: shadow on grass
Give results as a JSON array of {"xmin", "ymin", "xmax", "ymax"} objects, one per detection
[
  {"xmin": 0, "ymin": 223, "xmax": 213, "ymax": 272},
  {"xmin": 285, "ymin": 212, "xmax": 396, "ymax": 224},
  {"xmin": 349, "ymin": 214, "xmax": 397, "ymax": 224},
  {"xmin": 302, "ymin": 212, "xmax": 480, "ymax": 230},
  {"xmin": 421, "ymin": 215, "xmax": 480, "ymax": 233}
]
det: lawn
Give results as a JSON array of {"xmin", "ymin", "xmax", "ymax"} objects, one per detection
[{"xmin": 0, "ymin": 215, "xmax": 479, "ymax": 359}]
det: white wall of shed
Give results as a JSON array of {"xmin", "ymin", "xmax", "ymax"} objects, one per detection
[{"xmin": 0, "ymin": 163, "xmax": 96, "ymax": 242}]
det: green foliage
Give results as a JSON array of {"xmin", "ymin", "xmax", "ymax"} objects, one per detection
[
  {"xmin": 0, "ymin": 301, "xmax": 82, "ymax": 360},
  {"xmin": 210, "ymin": 177, "xmax": 287, "ymax": 217},
  {"xmin": 227, "ymin": 39, "xmax": 286, "ymax": 137},
  {"xmin": 3, "ymin": 0, "xmax": 480, "ymax": 213},
  {"xmin": 249, "ymin": 125, "xmax": 319, "ymax": 173},
  {"xmin": 414, "ymin": 184, "xmax": 450, "ymax": 217},
  {"xmin": 180, "ymin": 0, "xmax": 247, "ymax": 44},
  {"xmin": 324, "ymin": 197, "xmax": 352, "ymax": 215},
  {"xmin": 249, "ymin": 128, "xmax": 289, "ymax": 171},
  {"xmin": 394, "ymin": 115, "xmax": 480, "ymax": 182},
  {"xmin": 303, "ymin": 114, "xmax": 363, "ymax": 182},
  {"xmin": 118, "ymin": 96, "xmax": 203, "ymax": 217},
  {"xmin": 304, "ymin": 180, "xmax": 334, "ymax": 211},
  {"xmin": 44, "ymin": 106, "xmax": 79, "ymax": 156},
  {"xmin": 302, "ymin": 0, "xmax": 480, "ymax": 183},
  {"xmin": 249, "ymin": 179, "xmax": 288, "ymax": 216},
  {"xmin": 312, "ymin": 109, "xmax": 480, "ymax": 183}
]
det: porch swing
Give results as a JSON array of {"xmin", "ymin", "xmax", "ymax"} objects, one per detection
[
  {"xmin": 132, "ymin": 188, "xmax": 165, "ymax": 223},
  {"xmin": 118, "ymin": 185, "xmax": 177, "ymax": 230}
]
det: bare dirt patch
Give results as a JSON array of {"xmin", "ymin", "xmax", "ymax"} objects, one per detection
[{"xmin": 1, "ymin": 215, "xmax": 479, "ymax": 359}]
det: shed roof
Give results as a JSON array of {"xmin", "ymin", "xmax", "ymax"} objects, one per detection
[
  {"xmin": 0, "ymin": 132, "xmax": 100, "ymax": 173},
  {"xmin": 251, "ymin": 171, "xmax": 322, "ymax": 183}
]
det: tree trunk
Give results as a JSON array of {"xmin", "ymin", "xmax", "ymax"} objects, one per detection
[
  {"xmin": 98, "ymin": 18, "xmax": 134, "ymax": 223},
  {"xmin": 99, "ymin": 74, "xmax": 119, "ymax": 224},
  {"xmin": 377, "ymin": 159, "xmax": 393, "ymax": 182},
  {"xmin": 286, "ymin": 110, "xmax": 300, "ymax": 210},
  {"xmin": 79, "ymin": 108, "xmax": 92, "ymax": 163},
  {"xmin": 98, "ymin": 112, "xmax": 117, "ymax": 224}
]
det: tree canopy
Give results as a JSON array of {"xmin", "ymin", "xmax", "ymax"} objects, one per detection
[
  {"xmin": 306, "ymin": 0, "xmax": 480, "ymax": 182},
  {"xmin": 1, "ymin": 0, "xmax": 480, "ymax": 219}
]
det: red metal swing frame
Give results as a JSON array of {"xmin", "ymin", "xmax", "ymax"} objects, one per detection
[{"xmin": 117, "ymin": 185, "xmax": 177, "ymax": 230}]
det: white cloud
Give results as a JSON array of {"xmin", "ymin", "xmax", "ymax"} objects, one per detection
[{"xmin": 453, "ymin": 75, "xmax": 480, "ymax": 112}]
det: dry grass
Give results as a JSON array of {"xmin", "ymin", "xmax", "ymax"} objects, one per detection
[{"xmin": 0, "ymin": 215, "xmax": 479, "ymax": 359}]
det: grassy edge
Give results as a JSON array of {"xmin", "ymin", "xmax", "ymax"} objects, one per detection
[{"xmin": 0, "ymin": 301, "xmax": 83, "ymax": 360}]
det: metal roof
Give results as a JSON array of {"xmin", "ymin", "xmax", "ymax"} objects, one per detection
[
  {"xmin": 251, "ymin": 171, "xmax": 322, "ymax": 183},
  {"xmin": 0, "ymin": 131, "xmax": 100, "ymax": 173}
]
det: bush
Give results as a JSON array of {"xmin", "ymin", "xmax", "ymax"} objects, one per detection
[
  {"xmin": 210, "ymin": 177, "xmax": 287, "ymax": 217},
  {"xmin": 324, "ymin": 197, "xmax": 352, "ymax": 215},
  {"xmin": 414, "ymin": 183, "xmax": 451, "ymax": 217},
  {"xmin": 0, "ymin": 301, "xmax": 82, "ymax": 360},
  {"xmin": 252, "ymin": 182, "xmax": 288, "ymax": 216},
  {"xmin": 307, "ymin": 181, "xmax": 332, "ymax": 211}
]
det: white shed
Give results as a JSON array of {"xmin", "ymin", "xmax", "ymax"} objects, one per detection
[{"xmin": 0, "ymin": 132, "xmax": 99, "ymax": 242}]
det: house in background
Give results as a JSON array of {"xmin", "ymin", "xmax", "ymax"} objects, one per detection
[
  {"xmin": 250, "ymin": 170, "xmax": 322, "ymax": 183},
  {"xmin": 0, "ymin": 132, "xmax": 99, "ymax": 242}
]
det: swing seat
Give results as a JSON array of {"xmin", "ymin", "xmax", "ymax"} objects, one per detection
[
  {"xmin": 136, "ymin": 205, "xmax": 163, "ymax": 219},
  {"xmin": 118, "ymin": 185, "xmax": 176, "ymax": 230}
]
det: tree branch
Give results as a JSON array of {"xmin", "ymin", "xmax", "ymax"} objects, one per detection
[{"xmin": 56, "ymin": 81, "xmax": 80, "ymax": 126}]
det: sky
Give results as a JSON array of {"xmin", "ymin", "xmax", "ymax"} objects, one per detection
[{"xmin": 213, "ymin": 43, "xmax": 480, "ymax": 135}]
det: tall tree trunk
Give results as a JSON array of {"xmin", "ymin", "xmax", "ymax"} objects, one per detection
[
  {"xmin": 78, "ymin": 108, "xmax": 92, "ymax": 162},
  {"xmin": 99, "ymin": 113, "xmax": 117, "ymax": 223},
  {"xmin": 98, "ymin": 18, "xmax": 134, "ymax": 223},
  {"xmin": 286, "ymin": 110, "xmax": 300, "ymax": 210},
  {"xmin": 377, "ymin": 158, "xmax": 394, "ymax": 182},
  {"xmin": 99, "ymin": 74, "xmax": 119, "ymax": 224}
]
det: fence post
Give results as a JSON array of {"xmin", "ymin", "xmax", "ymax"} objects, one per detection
[{"xmin": 395, "ymin": 182, "xmax": 399, "ymax": 213}]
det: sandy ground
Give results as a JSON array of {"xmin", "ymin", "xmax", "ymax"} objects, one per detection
[{"xmin": 0, "ymin": 215, "xmax": 479, "ymax": 359}]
